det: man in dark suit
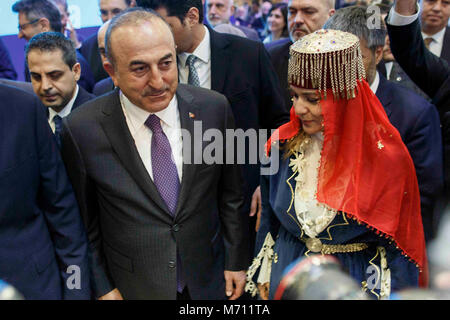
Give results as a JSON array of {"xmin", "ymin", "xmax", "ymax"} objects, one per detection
[
  {"xmin": 12, "ymin": 0, "xmax": 95, "ymax": 92},
  {"xmin": 0, "ymin": 83, "xmax": 90, "ymax": 299},
  {"xmin": 92, "ymin": 20, "xmax": 115, "ymax": 96},
  {"xmin": 26, "ymin": 32, "xmax": 94, "ymax": 146},
  {"xmin": 138, "ymin": 0, "xmax": 289, "ymax": 258},
  {"xmin": 60, "ymin": 9, "xmax": 248, "ymax": 300},
  {"xmin": 386, "ymin": 0, "xmax": 450, "ymax": 198},
  {"xmin": 79, "ymin": 0, "xmax": 136, "ymax": 84},
  {"xmin": 325, "ymin": 4, "xmax": 445, "ymax": 241},
  {"xmin": 266, "ymin": 0, "xmax": 336, "ymax": 111},
  {"xmin": 419, "ymin": 0, "xmax": 450, "ymax": 63}
]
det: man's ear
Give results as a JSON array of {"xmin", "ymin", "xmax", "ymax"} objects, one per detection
[
  {"xmin": 103, "ymin": 60, "xmax": 119, "ymax": 86},
  {"xmin": 72, "ymin": 62, "xmax": 81, "ymax": 81},
  {"xmin": 375, "ymin": 45, "xmax": 384, "ymax": 65},
  {"xmin": 186, "ymin": 7, "xmax": 200, "ymax": 26},
  {"xmin": 37, "ymin": 17, "xmax": 52, "ymax": 32}
]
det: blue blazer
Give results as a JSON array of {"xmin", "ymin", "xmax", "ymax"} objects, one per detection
[
  {"xmin": 376, "ymin": 74, "xmax": 444, "ymax": 241},
  {"xmin": 0, "ymin": 84, "xmax": 90, "ymax": 299}
]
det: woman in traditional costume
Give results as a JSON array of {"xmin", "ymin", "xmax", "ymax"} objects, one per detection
[{"xmin": 245, "ymin": 29, "xmax": 428, "ymax": 300}]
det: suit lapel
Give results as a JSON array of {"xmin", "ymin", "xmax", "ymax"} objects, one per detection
[
  {"xmin": 174, "ymin": 85, "xmax": 200, "ymax": 220},
  {"xmin": 375, "ymin": 74, "xmax": 393, "ymax": 118},
  {"xmin": 209, "ymin": 26, "xmax": 231, "ymax": 93},
  {"xmin": 99, "ymin": 90, "xmax": 172, "ymax": 218},
  {"xmin": 441, "ymin": 27, "xmax": 450, "ymax": 63}
]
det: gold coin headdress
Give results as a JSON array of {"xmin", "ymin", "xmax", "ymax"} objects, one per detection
[{"xmin": 288, "ymin": 29, "xmax": 366, "ymax": 100}]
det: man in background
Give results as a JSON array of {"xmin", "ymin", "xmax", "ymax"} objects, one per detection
[
  {"xmin": 79, "ymin": 0, "xmax": 136, "ymax": 84},
  {"xmin": 266, "ymin": 0, "xmax": 335, "ymax": 123},
  {"xmin": 206, "ymin": 0, "xmax": 260, "ymax": 40},
  {"xmin": 26, "ymin": 32, "xmax": 94, "ymax": 146},
  {"xmin": 12, "ymin": 0, "xmax": 95, "ymax": 92}
]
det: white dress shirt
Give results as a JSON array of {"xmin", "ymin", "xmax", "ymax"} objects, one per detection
[
  {"xmin": 387, "ymin": 3, "xmax": 445, "ymax": 57},
  {"xmin": 48, "ymin": 85, "xmax": 79, "ymax": 133},
  {"xmin": 369, "ymin": 71, "xmax": 380, "ymax": 94},
  {"xmin": 177, "ymin": 26, "xmax": 212, "ymax": 89},
  {"xmin": 120, "ymin": 92, "xmax": 183, "ymax": 182}
]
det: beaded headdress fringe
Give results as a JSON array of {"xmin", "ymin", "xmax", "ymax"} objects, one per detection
[{"xmin": 288, "ymin": 29, "xmax": 366, "ymax": 100}]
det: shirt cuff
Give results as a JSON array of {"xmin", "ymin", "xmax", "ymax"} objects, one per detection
[{"xmin": 387, "ymin": 2, "xmax": 420, "ymax": 26}]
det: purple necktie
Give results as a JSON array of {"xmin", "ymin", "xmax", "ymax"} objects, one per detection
[
  {"xmin": 145, "ymin": 114, "xmax": 180, "ymax": 214},
  {"xmin": 144, "ymin": 114, "xmax": 185, "ymax": 293}
]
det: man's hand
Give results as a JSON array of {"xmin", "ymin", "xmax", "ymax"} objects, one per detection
[
  {"xmin": 257, "ymin": 283, "xmax": 269, "ymax": 300},
  {"xmin": 394, "ymin": 0, "xmax": 418, "ymax": 16},
  {"xmin": 98, "ymin": 288, "xmax": 123, "ymax": 300},
  {"xmin": 224, "ymin": 270, "xmax": 246, "ymax": 300},
  {"xmin": 249, "ymin": 186, "xmax": 262, "ymax": 232}
]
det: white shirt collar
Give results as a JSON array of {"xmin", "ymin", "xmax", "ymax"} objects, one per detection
[
  {"xmin": 421, "ymin": 26, "xmax": 446, "ymax": 45},
  {"xmin": 120, "ymin": 91, "xmax": 178, "ymax": 135},
  {"xmin": 48, "ymin": 84, "xmax": 79, "ymax": 121},
  {"xmin": 369, "ymin": 71, "xmax": 380, "ymax": 94},
  {"xmin": 178, "ymin": 25, "xmax": 211, "ymax": 67}
]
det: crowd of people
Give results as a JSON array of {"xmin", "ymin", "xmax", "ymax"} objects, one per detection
[{"xmin": 0, "ymin": 0, "xmax": 449, "ymax": 301}]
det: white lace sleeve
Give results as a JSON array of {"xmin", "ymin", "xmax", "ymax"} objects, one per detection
[{"xmin": 245, "ymin": 233, "xmax": 276, "ymax": 297}]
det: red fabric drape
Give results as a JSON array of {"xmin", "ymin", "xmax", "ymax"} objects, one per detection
[{"xmin": 266, "ymin": 80, "xmax": 428, "ymax": 287}]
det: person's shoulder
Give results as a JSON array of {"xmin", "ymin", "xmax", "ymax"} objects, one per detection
[
  {"xmin": 382, "ymin": 78, "xmax": 435, "ymax": 114},
  {"xmin": 0, "ymin": 83, "xmax": 38, "ymax": 106},
  {"xmin": 67, "ymin": 89, "xmax": 117, "ymax": 124},
  {"xmin": 178, "ymin": 83, "xmax": 227, "ymax": 106},
  {"xmin": 266, "ymin": 38, "xmax": 292, "ymax": 55}
]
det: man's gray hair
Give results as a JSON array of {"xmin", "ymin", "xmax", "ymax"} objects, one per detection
[
  {"xmin": 323, "ymin": 5, "xmax": 386, "ymax": 51},
  {"xmin": 105, "ymin": 7, "xmax": 173, "ymax": 66}
]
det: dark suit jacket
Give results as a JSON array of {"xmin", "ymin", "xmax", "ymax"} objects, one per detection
[
  {"xmin": 0, "ymin": 38, "xmax": 17, "ymax": 80},
  {"xmin": 376, "ymin": 75, "xmax": 444, "ymax": 241},
  {"xmin": 0, "ymin": 84, "xmax": 90, "ymax": 300},
  {"xmin": 387, "ymin": 16, "xmax": 450, "ymax": 197},
  {"xmin": 93, "ymin": 77, "xmax": 115, "ymax": 97},
  {"xmin": 208, "ymin": 27, "xmax": 289, "ymax": 222},
  {"xmin": 441, "ymin": 27, "xmax": 450, "ymax": 64},
  {"xmin": 79, "ymin": 33, "xmax": 109, "ymax": 83},
  {"xmin": 60, "ymin": 85, "xmax": 249, "ymax": 300},
  {"xmin": 265, "ymin": 38, "xmax": 293, "ymax": 112},
  {"xmin": 73, "ymin": 86, "xmax": 95, "ymax": 109},
  {"xmin": 0, "ymin": 79, "xmax": 33, "ymax": 94},
  {"xmin": 235, "ymin": 25, "xmax": 261, "ymax": 42},
  {"xmin": 24, "ymin": 50, "xmax": 95, "ymax": 93},
  {"xmin": 377, "ymin": 60, "xmax": 430, "ymax": 100}
]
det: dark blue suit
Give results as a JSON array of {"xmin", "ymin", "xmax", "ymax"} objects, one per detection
[
  {"xmin": 0, "ymin": 84, "xmax": 90, "ymax": 299},
  {"xmin": 93, "ymin": 77, "xmax": 114, "ymax": 97},
  {"xmin": 0, "ymin": 38, "xmax": 17, "ymax": 80},
  {"xmin": 376, "ymin": 74, "xmax": 444, "ymax": 241}
]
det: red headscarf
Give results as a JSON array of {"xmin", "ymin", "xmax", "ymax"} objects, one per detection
[{"xmin": 267, "ymin": 80, "xmax": 428, "ymax": 287}]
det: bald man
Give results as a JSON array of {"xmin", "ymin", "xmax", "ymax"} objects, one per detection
[
  {"xmin": 266, "ymin": 0, "xmax": 336, "ymax": 111},
  {"xmin": 92, "ymin": 20, "xmax": 115, "ymax": 96}
]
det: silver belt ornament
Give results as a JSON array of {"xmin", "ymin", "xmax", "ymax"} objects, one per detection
[{"xmin": 305, "ymin": 238, "xmax": 323, "ymax": 253}]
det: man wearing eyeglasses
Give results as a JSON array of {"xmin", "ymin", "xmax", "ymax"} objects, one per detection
[{"xmin": 12, "ymin": 0, "xmax": 95, "ymax": 93}]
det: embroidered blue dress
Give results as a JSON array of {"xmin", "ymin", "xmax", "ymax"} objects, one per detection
[{"xmin": 246, "ymin": 135, "xmax": 420, "ymax": 300}]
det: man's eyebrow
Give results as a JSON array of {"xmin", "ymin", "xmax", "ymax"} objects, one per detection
[{"xmin": 159, "ymin": 53, "xmax": 173, "ymax": 62}]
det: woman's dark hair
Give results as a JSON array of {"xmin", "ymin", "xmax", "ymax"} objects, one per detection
[{"xmin": 264, "ymin": 2, "xmax": 288, "ymax": 40}]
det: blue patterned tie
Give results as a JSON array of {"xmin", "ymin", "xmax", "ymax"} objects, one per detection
[
  {"xmin": 186, "ymin": 54, "xmax": 200, "ymax": 87},
  {"xmin": 53, "ymin": 115, "xmax": 62, "ymax": 148},
  {"xmin": 144, "ymin": 114, "xmax": 185, "ymax": 292}
]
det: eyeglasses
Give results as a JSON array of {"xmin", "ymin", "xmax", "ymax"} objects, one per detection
[{"xmin": 18, "ymin": 18, "xmax": 40, "ymax": 31}]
